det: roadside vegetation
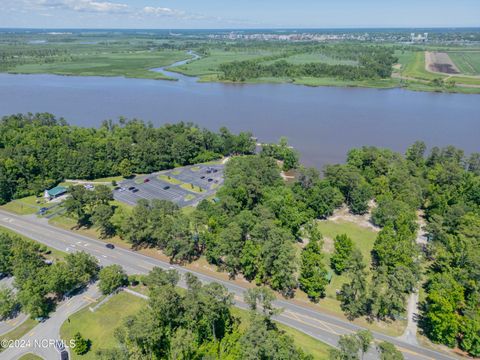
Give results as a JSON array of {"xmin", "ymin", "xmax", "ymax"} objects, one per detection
[
  {"xmin": 0, "ymin": 230, "xmax": 99, "ymax": 322},
  {"xmin": 61, "ymin": 267, "xmax": 333, "ymax": 359}
]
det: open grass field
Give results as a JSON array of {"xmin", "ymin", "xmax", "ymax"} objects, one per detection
[
  {"xmin": 0, "ymin": 195, "xmax": 45, "ymax": 215},
  {"xmin": 169, "ymin": 49, "xmax": 274, "ymax": 77},
  {"xmin": 11, "ymin": 50, "xmax": 189, "ymax": 80},
  {"xmin": 60, "ymin": 292, "xmax": 146, "ymax": 360},
  {"xmin": 448, "ymin": 51, "xmax": 480, "ymax": 75},
  {"xmin": 317, "ymin": 219, "xmax": 377, "ymax": 299}
]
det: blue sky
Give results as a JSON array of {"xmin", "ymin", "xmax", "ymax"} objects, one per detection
[{"xmin": 2, "ymin": 0, "xmax": 479, "ymax": 29}]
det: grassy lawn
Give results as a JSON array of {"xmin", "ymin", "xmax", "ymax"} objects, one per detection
[
  {"xmin": 18, "ymin": 354, "xmax": 44, "ymax": 360},
  {"xmin": 0, "ymin": 195, "xmax": 46, "ymax": 215},
  {"xmin": 157, "ymin": 174, "xmax": 182, "ymax": 185},
  {"xmin": 0, "ymin": 318, "xmax": 37, "ymax": 353},
  {"xmin": 317, "ymin": 220, "xmax": 377, "ymax": 299},
  {"xmin": 11, "ymin": 50, "xmax": 189, "ymax": 80},
  {"xmin": 60, "ymin": 292, "xmax": 146, "ymax": 360}
]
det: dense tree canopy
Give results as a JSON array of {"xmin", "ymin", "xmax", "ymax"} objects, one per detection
[{"xmin": 0, "ymin": 113, "xmax": 256, "ymax": 204}]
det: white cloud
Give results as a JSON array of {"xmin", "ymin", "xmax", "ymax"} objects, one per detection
[
  {"xmin": 35, "ymin": 0, "xmax": 129, "ymax": 13},
  {"xmin": 142, "ymin": 6, "xmax": 185, "ymax": 17}
]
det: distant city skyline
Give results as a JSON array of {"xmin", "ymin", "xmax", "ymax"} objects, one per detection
[{"xmin": 1, "ymin": 0, "xmax": 479, "ymax": 29}]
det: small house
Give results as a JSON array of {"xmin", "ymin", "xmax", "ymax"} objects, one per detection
[{"xmin": 44, "ymin": 186, "xmax": 67, "ymax": 200}]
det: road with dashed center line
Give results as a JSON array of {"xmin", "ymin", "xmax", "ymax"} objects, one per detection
[{"xmin": 0, "ymin": 209, "xmax": 457, "ymax": 360}]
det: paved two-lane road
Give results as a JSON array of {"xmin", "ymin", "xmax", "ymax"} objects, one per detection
[{"xmin": 0, "ymin": 209, "xmax": 456, "ymax": 360}]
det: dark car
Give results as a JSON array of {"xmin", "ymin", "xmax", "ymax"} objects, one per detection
[
  {"xmin": 132, "ymin": 188, "xmax": 139, "ymax": 193},
  {"xmin": 163, "ymin": 185, "xmax": 170, "ymax": 190},
  {"xmin": 105, "ymin": 243, "xmax": 115, "ymax": 249},
  {"xmin": 144, "ymin": 178, "xmax": 150, "ymax": 183},
  {"xmin": 40, "ymin": 207, "xmax": 48, "ymax": 212},
  {"xmin": 212, "ymin": 169, "xmax": 218, "ymax": 173},
  {"xmin": 208, "ymin": 178, "xmax": 213, "ymax": 182},
  {"xmin": 206, "ymin": 170, "xmax": 212, "ymax": 174},
  {"xmin": 200, "ymin": 176, "xmax": 206, "ymax": 179},
  {"xmin": 128, "ymin": 186, "xmax": 135, "ymax": 191}
]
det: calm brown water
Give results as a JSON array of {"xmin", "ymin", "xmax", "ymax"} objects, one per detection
[{"xmin": 0, "ymin": 70, "xmax": 478, "ymax": 168}]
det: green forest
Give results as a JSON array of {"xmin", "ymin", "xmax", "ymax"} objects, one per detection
[{"xmin": 1, "ymin": 113, "xmax": 479, "ymax": 356}]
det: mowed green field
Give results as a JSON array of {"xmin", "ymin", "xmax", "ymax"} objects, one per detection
[
  {"xmin": 317, "ymin": 220, "xmax": 377, "ymax": 299},
  {"xmin": 448, "ymin": 51, "xmax": 480, "ymax": 75},
  {"xmin": 11, "ymin": 50, "xmax": 189, "ymax": 80}
]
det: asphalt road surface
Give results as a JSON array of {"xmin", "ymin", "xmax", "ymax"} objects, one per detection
[
  {"xmin": 0, "ymin": 209, "xmax": 456, "ymax": 360},
  {"xmin": 1, "ymin": 284, "xmax": 100, "ymax": 360}
]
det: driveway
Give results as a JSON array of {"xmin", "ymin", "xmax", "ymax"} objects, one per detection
[{"xmin": 0, "ymin": 284, "xmax": 100, "ymax": 360}]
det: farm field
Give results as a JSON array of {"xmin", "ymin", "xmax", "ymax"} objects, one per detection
[
  {"xmin": 10, "ymin": 50, "xmax": 189, "ymax": 80},
  {"xmin": 448, "ymin": 51, "xmax": 480, "ymax": 75}
]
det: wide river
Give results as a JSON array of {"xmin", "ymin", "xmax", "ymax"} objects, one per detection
[{"xmin": 0, "ymin": 56, "xmax": 478, "ymax": 168}]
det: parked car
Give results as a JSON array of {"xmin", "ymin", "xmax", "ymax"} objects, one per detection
[
  {"xmin": 208, "ymin": 178, "xmax": 213, "ymax": 182},
  {"xmin": 128, "ymin": 186, "xmax": 135, "ymax": 191},
  {"xmin": 54, "ymin": 341, "xmax": 65, "ymax": 353},
  {"xmin": 132, "ymin": 188, "xmax": 139, "ymax": 193},
  {"xmin": 163, "ymin": 185, "xmax": 170, "ymax": 190},
  {"xmin": 144, "ymin": 178, "xmax": 150, "ymax": 183},
  {"xmin": 105, "ymin": 243, "xmax": 115, "ymax": 249},
  {"xmin": 200, "ymin": 176, "xmax": 206, "ymax": 179}
]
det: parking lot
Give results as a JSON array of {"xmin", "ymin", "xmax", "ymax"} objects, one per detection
[{"xmin": 113, "ymin": 163, "xmax": 224, "ymax": 207}]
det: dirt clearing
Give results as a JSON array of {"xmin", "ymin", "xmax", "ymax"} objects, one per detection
[{"xmin": 425, "ymin": 51, "xmax": 460, "ymax": 74}]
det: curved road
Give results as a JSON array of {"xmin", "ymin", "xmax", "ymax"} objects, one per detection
[{"xmin": 0, "ymin": 209, "xmax": 456, "ymax": 360}]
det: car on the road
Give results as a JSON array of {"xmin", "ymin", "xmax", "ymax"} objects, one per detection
[
  {"xmin": 163, "ymin": 185, "xmax": 170, "ymax": 190},
  {"xmin": 54, "ymin": 340, "xmax": 65, "ymax": 353},
  {"xmin": 105, "ymin": 243, "xmax": 115, "ymax": 249}
]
